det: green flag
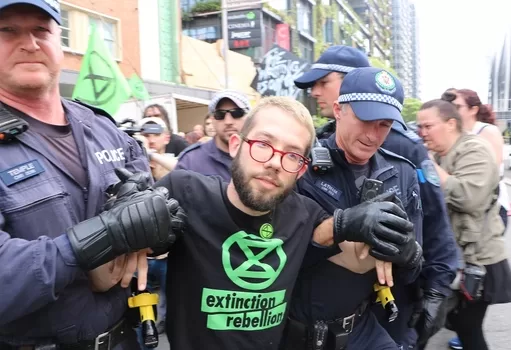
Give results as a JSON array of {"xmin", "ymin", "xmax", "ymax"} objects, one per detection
[
  {"xmin": 72, "ymin": 24, "xmax": 131, "ymax": 116},
  {"xmin": 128, "ymin": 74, "xmax": 150, "ymax": 100}
]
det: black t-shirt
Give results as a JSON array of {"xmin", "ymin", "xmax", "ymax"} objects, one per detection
[
  {"xmin": 3, "ymin": 104, "xmax": 88, "ymax": 221},
  {"xmin": 155, "ymin": 170, "xmax": 329, "ymax": 350},
  {"xmin": 165, "ymin": 133, "xmax": 189, "ymax": 156}
]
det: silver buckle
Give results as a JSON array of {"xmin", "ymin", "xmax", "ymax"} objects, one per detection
[
  {"xmin": 341, "ymin": 314, "xmax": 355, "ymax": 334},
  {"xmin": 94, "ymin": 330, "xmax": 111, "ymax": 350}
]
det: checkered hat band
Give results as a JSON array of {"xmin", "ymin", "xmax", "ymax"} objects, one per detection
[
  {"xmin": 338, "ymin": 93, "xmax": 403, "ymax": 111},
  {"xmin": 311, "ymin": 63, "xmax": 355, "ymax": 73}
]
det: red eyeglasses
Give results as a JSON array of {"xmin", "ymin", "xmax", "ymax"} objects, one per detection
[{"xmin": 242, "ymin": 137, "xmax": 309, "ymax": 173}]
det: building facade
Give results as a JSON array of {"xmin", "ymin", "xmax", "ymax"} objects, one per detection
[
  {"xmin": 390, "ymin": 0, "xmax": 420, "ymax": 98},
  {"xmin": 488, "ymin": 30, "xmax": 511, "ymax": 126},
  {"xmin": 345, "ymin": 0, "xmax": 392, "ymax": 62},
  {"xmin": 410, "ymin": 3, "xmax": 420, "ymax": 98},
  {"xmin": 58, "ymin": 0, "xmax": 141, "ymax": 98},
  {"xmin": 180, "ymin": 0, "xmax": 316, "ymax": 64}
]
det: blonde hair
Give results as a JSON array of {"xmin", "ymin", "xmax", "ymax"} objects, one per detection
[{"xmin": 240, "ymin": 96, "xmax": 315, "ymax": 155}]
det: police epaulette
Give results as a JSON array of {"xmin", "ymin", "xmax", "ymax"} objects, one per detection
[
  {"xmin": 177, "ymin": 142, "xmax": 202, "ymax": 160},
  {"xmin": 378, "ymin": 147, "xmax": 416, "ymax": 169},
  {"xmin": 72, "ymin": 99, "xmax": 118, "ymax": 126},
  {"xmin": 391, "ymin": 122, "xmax": 420, "ymax": 142}
]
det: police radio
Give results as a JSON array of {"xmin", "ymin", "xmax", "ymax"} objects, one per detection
[
  {"xmin": 360, "ymin": 179, "xmax": 399, "ymax": 323},
  {"xmin": 0, "ymin": 110, "xmax": 29, "ymax": 143},
  {"xmin": 310, "ymin": 138, "xmax": 333, "ymax": 174}
]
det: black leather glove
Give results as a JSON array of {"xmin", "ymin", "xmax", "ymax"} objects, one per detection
[
  {"xmin": 333, "ymin": 192, "xmax": 414, "ymax": 256},
  {"xmin": 410, "ymin": 289, "xmax": 450, "ymax": 349},
  {"xmin": 104, "ymin": 168, "xmax": 152, "ymax": 206},
  {"xmin": 67, "ymin": 171, "xmax": 187, "ymax": 271}
]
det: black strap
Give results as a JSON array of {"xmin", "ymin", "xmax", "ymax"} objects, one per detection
[{"xmin": 0, "ymin": 104, "xmax": 29, "ymax": 143}]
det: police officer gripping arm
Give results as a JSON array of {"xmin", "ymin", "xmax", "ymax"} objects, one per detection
[
  {"xmin": 294, "ymin": 45, "xmax": 458, "ymax": 349},
  {"xmin": 284, "ymin": 67, "xmax": 423, "ymax": 350},
  {"xmin": 0, "ymin": 1, "xmax": 185, "ymax": 348}
]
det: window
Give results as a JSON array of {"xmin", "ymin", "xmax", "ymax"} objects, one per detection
[
  {"xmin": 324, "ymin": 18, "xmax": 333, "ymax": 43},
  {"xmin": 60, "ymin": 9, "xmax": 70, "ymax": 47},
  {"xmin": 183, "ymin": 26, "xmax": 220, "ymax": 41},
  {"xmin": 89, "ymin": 17, "xmax": 118, "ymax": 57},
  {"xmin": 181, "ymin": 0, "xmax": 201, "ymax": 12},
  {"xmin": 296, "ymin": 1, "xmax": 311, "ymax": 34}
]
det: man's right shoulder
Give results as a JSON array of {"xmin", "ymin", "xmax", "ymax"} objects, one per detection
[{"xmin": 177, "ymin": 142, "xmax": 204, "ymax": 161}]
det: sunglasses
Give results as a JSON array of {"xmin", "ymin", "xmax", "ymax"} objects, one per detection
[{"xmin": 213, "ymin": 108, "xmax": 247, "ymax": 120}]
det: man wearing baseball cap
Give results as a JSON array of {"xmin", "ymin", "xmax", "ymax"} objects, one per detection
[
  {"xmin": 175, "ymin": 90, "xmax": 250, "ymax": 181},
  {"xmin": 295, "ymin": 45, "xmax": 370, "ymax": 126},
  {"xmin": 293, "ymin": 62, "xmax": 457, "ymax": 349},
  {"xmin": 0, "ymin": 1, "xmax": 179, "ymax": 349},
  {"xmin": 283, "ymin": 67, "xmax": 424, "ymax": 350},
  {"xmin": 298, "ymin": 45, "xmax": 457, "ymax": 350}
]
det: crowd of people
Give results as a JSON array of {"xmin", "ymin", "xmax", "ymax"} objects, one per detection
[{"xmin": 0, "ymin": 1, "xmax": 511, "ymax": 350}]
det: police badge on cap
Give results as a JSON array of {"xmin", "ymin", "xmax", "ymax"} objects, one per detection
[{"xmin": 375, "ymin": 71, "xmax": 397, "ymax": 94}]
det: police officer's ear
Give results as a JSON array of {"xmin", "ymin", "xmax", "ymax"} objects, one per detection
[
  {"xmin": 333, "ymin": 102, "xmax": 343, "ymax": 122},
  {"xmin": 228, "ymin": 133, "xmax": 243, "ymax": 158}
]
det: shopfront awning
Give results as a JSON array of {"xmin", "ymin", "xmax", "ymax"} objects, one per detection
[{"xmin": 59, "ymin": 69, "xmax": 215, "ymax": 110}]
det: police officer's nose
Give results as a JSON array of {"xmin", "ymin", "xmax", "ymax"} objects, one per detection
[
  {"xmin": 311, "ymin": 84, "xmax": 321, "ymax": 98},
  {"xmin": 20, "ymin": 32, "xmax": 41, "ymax": 53}
]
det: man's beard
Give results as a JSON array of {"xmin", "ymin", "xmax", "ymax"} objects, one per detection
[{"xmin": 231, "ymin": 152, "xmax": 293, "ymax": 212}]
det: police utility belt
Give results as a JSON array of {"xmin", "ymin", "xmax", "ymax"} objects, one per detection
[
  {"xmin": 285, "ymin": 300, "xmax": 369, "ymax": 350},
  {"xmin": 0, "ymin": 318, "xmax": 130, "ymax": 350}
]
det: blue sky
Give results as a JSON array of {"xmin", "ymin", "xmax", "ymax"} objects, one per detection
[{"xmin": 415, "ymin": 0, "xmax": 510, "ymax": 102}]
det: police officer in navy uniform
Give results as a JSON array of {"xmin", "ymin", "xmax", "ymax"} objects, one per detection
[
  {"xmin": 175, "ymin": 90, "xmax": 250, "ymax": 181},
  {"xmin": 0, "ymin": 1, "xmax": 185, "ymax": 348},
  {"xmin": 282, "ymin": 67, "xmax": 423, "ymax": 350},
  {"xmin": 294, "ymin": 46, "xmax": 458, "ymax": 349}
]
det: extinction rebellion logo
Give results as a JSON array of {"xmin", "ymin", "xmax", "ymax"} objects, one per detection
[{"xmin": 201, "ymin": 231, "xmax": 288, "ymax": 331}]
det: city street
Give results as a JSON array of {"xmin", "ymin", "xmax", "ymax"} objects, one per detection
[{"xmin": 156, "ymin": 182, "xmax": 511, "ymax": 350}]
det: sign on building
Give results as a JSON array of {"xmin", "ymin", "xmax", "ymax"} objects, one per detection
[
  {"xmin": 251, "ymin": 45, "xmax": 310, "ymax": 99},
  {"xmin": 228, "ymin": 9, "xmax": 262, "ymax": 49}
]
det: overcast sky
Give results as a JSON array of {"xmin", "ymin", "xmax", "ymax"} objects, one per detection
[{"xmin": 415, "ymin": 0, "xmax": 510, "ymax": 102}]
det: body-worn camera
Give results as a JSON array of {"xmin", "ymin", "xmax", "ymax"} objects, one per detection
[{"xmin": 360, "ymin": 178, "xmax": 384, "ymax": 202}]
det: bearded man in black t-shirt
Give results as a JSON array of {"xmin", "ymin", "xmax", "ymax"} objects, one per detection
[{"xmin": 111, "ymin": 96, "xmax": 422, "ymax": 350}]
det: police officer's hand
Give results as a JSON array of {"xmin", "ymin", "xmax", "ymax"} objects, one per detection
[
  {"xmin": 67, "ymin": 180, "xmax": 187, "ymax": 271},
  {"xmin": 369, "ymin": 237, "xmax": 422, "ymax": 268},
  {"xmin": 332, "ymin": 192, "xmax": 414, "ymax": 256},
  {"xmin": 104, "ymin": 168, "xmax": 152, "ymax": 208},
  {"xmin": 410, "ymin": 289, "xmax": 450, "ymax": 349}
]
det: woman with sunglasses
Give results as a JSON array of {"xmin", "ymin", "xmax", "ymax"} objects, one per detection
[{"xmin": 417, "ymin": 99, "xmax": 511, "ymax": 350}]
